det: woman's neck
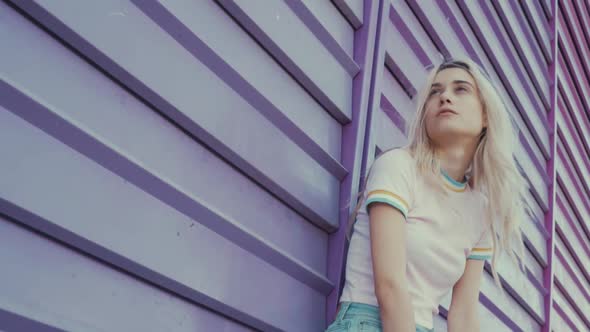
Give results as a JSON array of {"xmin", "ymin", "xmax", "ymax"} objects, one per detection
[{"xmin": 435, "ymin": 140, "xmax": 478, "ymax": 182}]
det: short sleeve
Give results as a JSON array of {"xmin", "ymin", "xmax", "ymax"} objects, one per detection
[
  {"xmin": 363, "ymin": 149, "xmax": 414, "ymax": 219},
  {"xmin": 467, "ymin": 227, "xmax": 494, "ymax": 261}
]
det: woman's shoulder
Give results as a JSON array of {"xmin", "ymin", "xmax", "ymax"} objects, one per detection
[{"xmin": 374, "ymin": 146, "xmax": 415, "ymax": 166}]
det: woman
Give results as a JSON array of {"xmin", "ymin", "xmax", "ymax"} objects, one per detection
[{"xmin": 325, "ymin": 57, "xmax": 528, "ymax": 332}]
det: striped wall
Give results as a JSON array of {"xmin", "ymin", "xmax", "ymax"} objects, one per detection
[
  {"xmin": 0, "ymin": 1, "xmax": 587, "ymax": 331},
  {"xmin": 551, "ymin": 0, "xmax": 590, "ymax": 330},
  {"xmin": 0, "ymin": 0, "xmax": 376, "ymax": 331}
]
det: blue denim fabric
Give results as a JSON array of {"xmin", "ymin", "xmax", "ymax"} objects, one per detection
[{"xmin": 325, "ymin": 301, "xmax": 434, "ymax": 332}]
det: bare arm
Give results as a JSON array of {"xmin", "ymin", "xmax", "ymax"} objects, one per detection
[
  {"xmin": 369, "ymin": 203, "xmax": 415, "ymax": 332},
  {"xmin": 447, "ymin": 259, "xmax": 486, "ymax": 332}
]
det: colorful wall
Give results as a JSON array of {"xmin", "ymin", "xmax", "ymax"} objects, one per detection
[{"xmin": 0, "ymin": 1, "xmax": 587, "ymax": 331}]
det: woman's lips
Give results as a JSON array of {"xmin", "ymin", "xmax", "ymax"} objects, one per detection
[{"xmin": 437, "ymin": 110, "xmax": 457, "ymax": 116}]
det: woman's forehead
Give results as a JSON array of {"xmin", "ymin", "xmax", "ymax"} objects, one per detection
[{"xmin": 433, "ymin": 68, "xmax": 475, "ymax": 85}]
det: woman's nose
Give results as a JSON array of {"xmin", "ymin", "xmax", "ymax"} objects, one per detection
[{"xmin": 439, "ymin": 90, "xmax": 452, "ymax": 104}]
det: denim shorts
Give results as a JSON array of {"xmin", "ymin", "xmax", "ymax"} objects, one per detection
[{"xmin": 324, "ymin": 301, "xmax": 434, "ymax": 332}]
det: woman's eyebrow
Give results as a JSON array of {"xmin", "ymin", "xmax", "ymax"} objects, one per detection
[
  {"xmin": 453, "ymin": 80, "xmax": 474, "ymax": 87},
  {"xmin": 430, "ymin": 80, "xmax": 474, "ymax": 88}
]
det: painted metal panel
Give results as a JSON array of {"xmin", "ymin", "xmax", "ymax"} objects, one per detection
[
  {"xmin": 0, "ymin": 109, "xmax": 326, "ymax": 331},
  {"xmin": 216, "ymin": 0, "xmax": 354, "ymax": 122},
  {"xmin": 555, "ymin": 193, "xmax": 590, "ymax": 283},
  {"xmin": 332, "ymin": 0, "xmax": 363, "ymax": 29},
  {"xmin": 558, "ymin": 11, "xmax": 590, "ymax": 119},
  {"xmin": 1, "ymin": 0, "xmax": 370, "ymax": 330},
  {"xmin": 521, "ymin": 0, "xmax": 553, "ymax": 61},
  {"xmin": 326, "ymin": 0, "xmax": 382, "ymax": 324},
  {"xmin": 0, "ymin": 10, "xmax": 328, "ymax": 279},
  {"xmin": 553, "ymin": 245, "xmax": 590, "ymax": 324},
  {"xmin": 552, "ymin": 246, "xmax": 590, "ymax": 331},
  {"xmin": 9, "ymin": 0, "xmax": 343, "ymax": 230},
  {"xmin": 492, "ymin": 0, "xmax": 550, "ymax": 110},
  {"xmin": 553, "ymin": 0, "xmax": 590, "ymax": 328},
  {"xmin": 298, "ymin": 0, "xmax": 355, "ymax": 58},
  {"xmin": 571, "ymin": 0, "xmax": 590, "ymax": 48},
  {"xmin": 556, "ymin": 102, "xmax": 590, "ymax": 203},
  {"xmin": 0, "ymin": 215, "xmax": 254, "ymax": 332},
  {"xmin": 553, "ymin": 286, "xmax": 587, "ymax": 331}
]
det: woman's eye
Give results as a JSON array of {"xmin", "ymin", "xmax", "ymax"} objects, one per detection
[
  {"xmin": 429, "ymin": 90, "xmax": 439, "ymax": 96},
  {"xmin": 456, "ymin": 86, "xmax": 468, "ymax": 92}
]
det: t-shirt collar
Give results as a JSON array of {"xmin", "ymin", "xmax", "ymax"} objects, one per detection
[{"xmin": 440, "ymin": 169, "xmax": 468, "ymax": 192}]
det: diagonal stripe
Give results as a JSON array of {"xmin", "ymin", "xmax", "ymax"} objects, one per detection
[
  {"xmin": 443, "ymin": 181, "xmax": 466, "ymax": 192},
  {"xmin": 467, "ymin": 254, "xmax": 492, "ymax": 261},
  {"xmin": 471, "ymin": 247, "xmax": 493, "ymax": 252},
  {"xmin": 367, "ymin": 190, "xmax": 409, "ymax": 210},
  {"xmin": 365, "ymin": 198, "xmax": 408, "ymax": 219}
]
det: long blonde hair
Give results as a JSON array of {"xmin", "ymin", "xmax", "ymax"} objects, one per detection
[{"xmin": 347, "ymin": 56, "xmax": 528, "ymax": 294}]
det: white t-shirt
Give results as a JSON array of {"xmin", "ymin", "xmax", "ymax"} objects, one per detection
[{"xmin": 339, "ymin": 148, "xmax": 493, "ymax": 330}]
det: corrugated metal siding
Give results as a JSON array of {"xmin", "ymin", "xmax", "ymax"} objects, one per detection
[
  {"xmin": 0, "ymin": 0, "xmax": 373, "ymax": 331},
  {"xmin": 552, "ymin": 0, "xmax": 590, "ymax": 330},
  {"xmin": 0, "ymin": 0, "xmax": 588, "ymax": 331}
]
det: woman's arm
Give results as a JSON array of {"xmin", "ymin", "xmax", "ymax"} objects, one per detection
[
  {"xmin": 369, "ymin": 203, "xmax": 415, "ymax": 332},
  {"xmin": 447, "ymin": 259, "xmax": 486, "ymax": 332}
]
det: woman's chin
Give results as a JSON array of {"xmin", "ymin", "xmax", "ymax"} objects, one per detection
[{"xmin": 429, "ymin": 128, "xmax": 480, "ymax": 142}]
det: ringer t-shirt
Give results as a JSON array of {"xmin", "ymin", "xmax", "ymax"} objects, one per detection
[{"xmin": 339, "ymin": 148, "xmax": 493, "ymax": 330}]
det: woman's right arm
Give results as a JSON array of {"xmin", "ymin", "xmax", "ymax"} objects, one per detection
[{"xmin": 369, "ymin": 202, "xmax": 415, "ymax": 332}]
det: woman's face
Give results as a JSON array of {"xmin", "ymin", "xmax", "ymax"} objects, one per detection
[{"xmin": 424, "ymin": 68, "xmax": 486, "ymax": 146}]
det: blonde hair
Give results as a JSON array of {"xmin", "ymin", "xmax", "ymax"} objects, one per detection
[{"xmin": 346, "ymin": 56, "xmax": 528, "ymax": 295}]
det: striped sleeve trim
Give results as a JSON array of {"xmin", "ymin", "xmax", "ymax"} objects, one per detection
[
  {"xmin": 365, "ymin": 190, "xmax": 409, "ymax": 219},
  {"xmin": 467, "ymin": 247, "xmax": 493, "ymax": 260}
]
